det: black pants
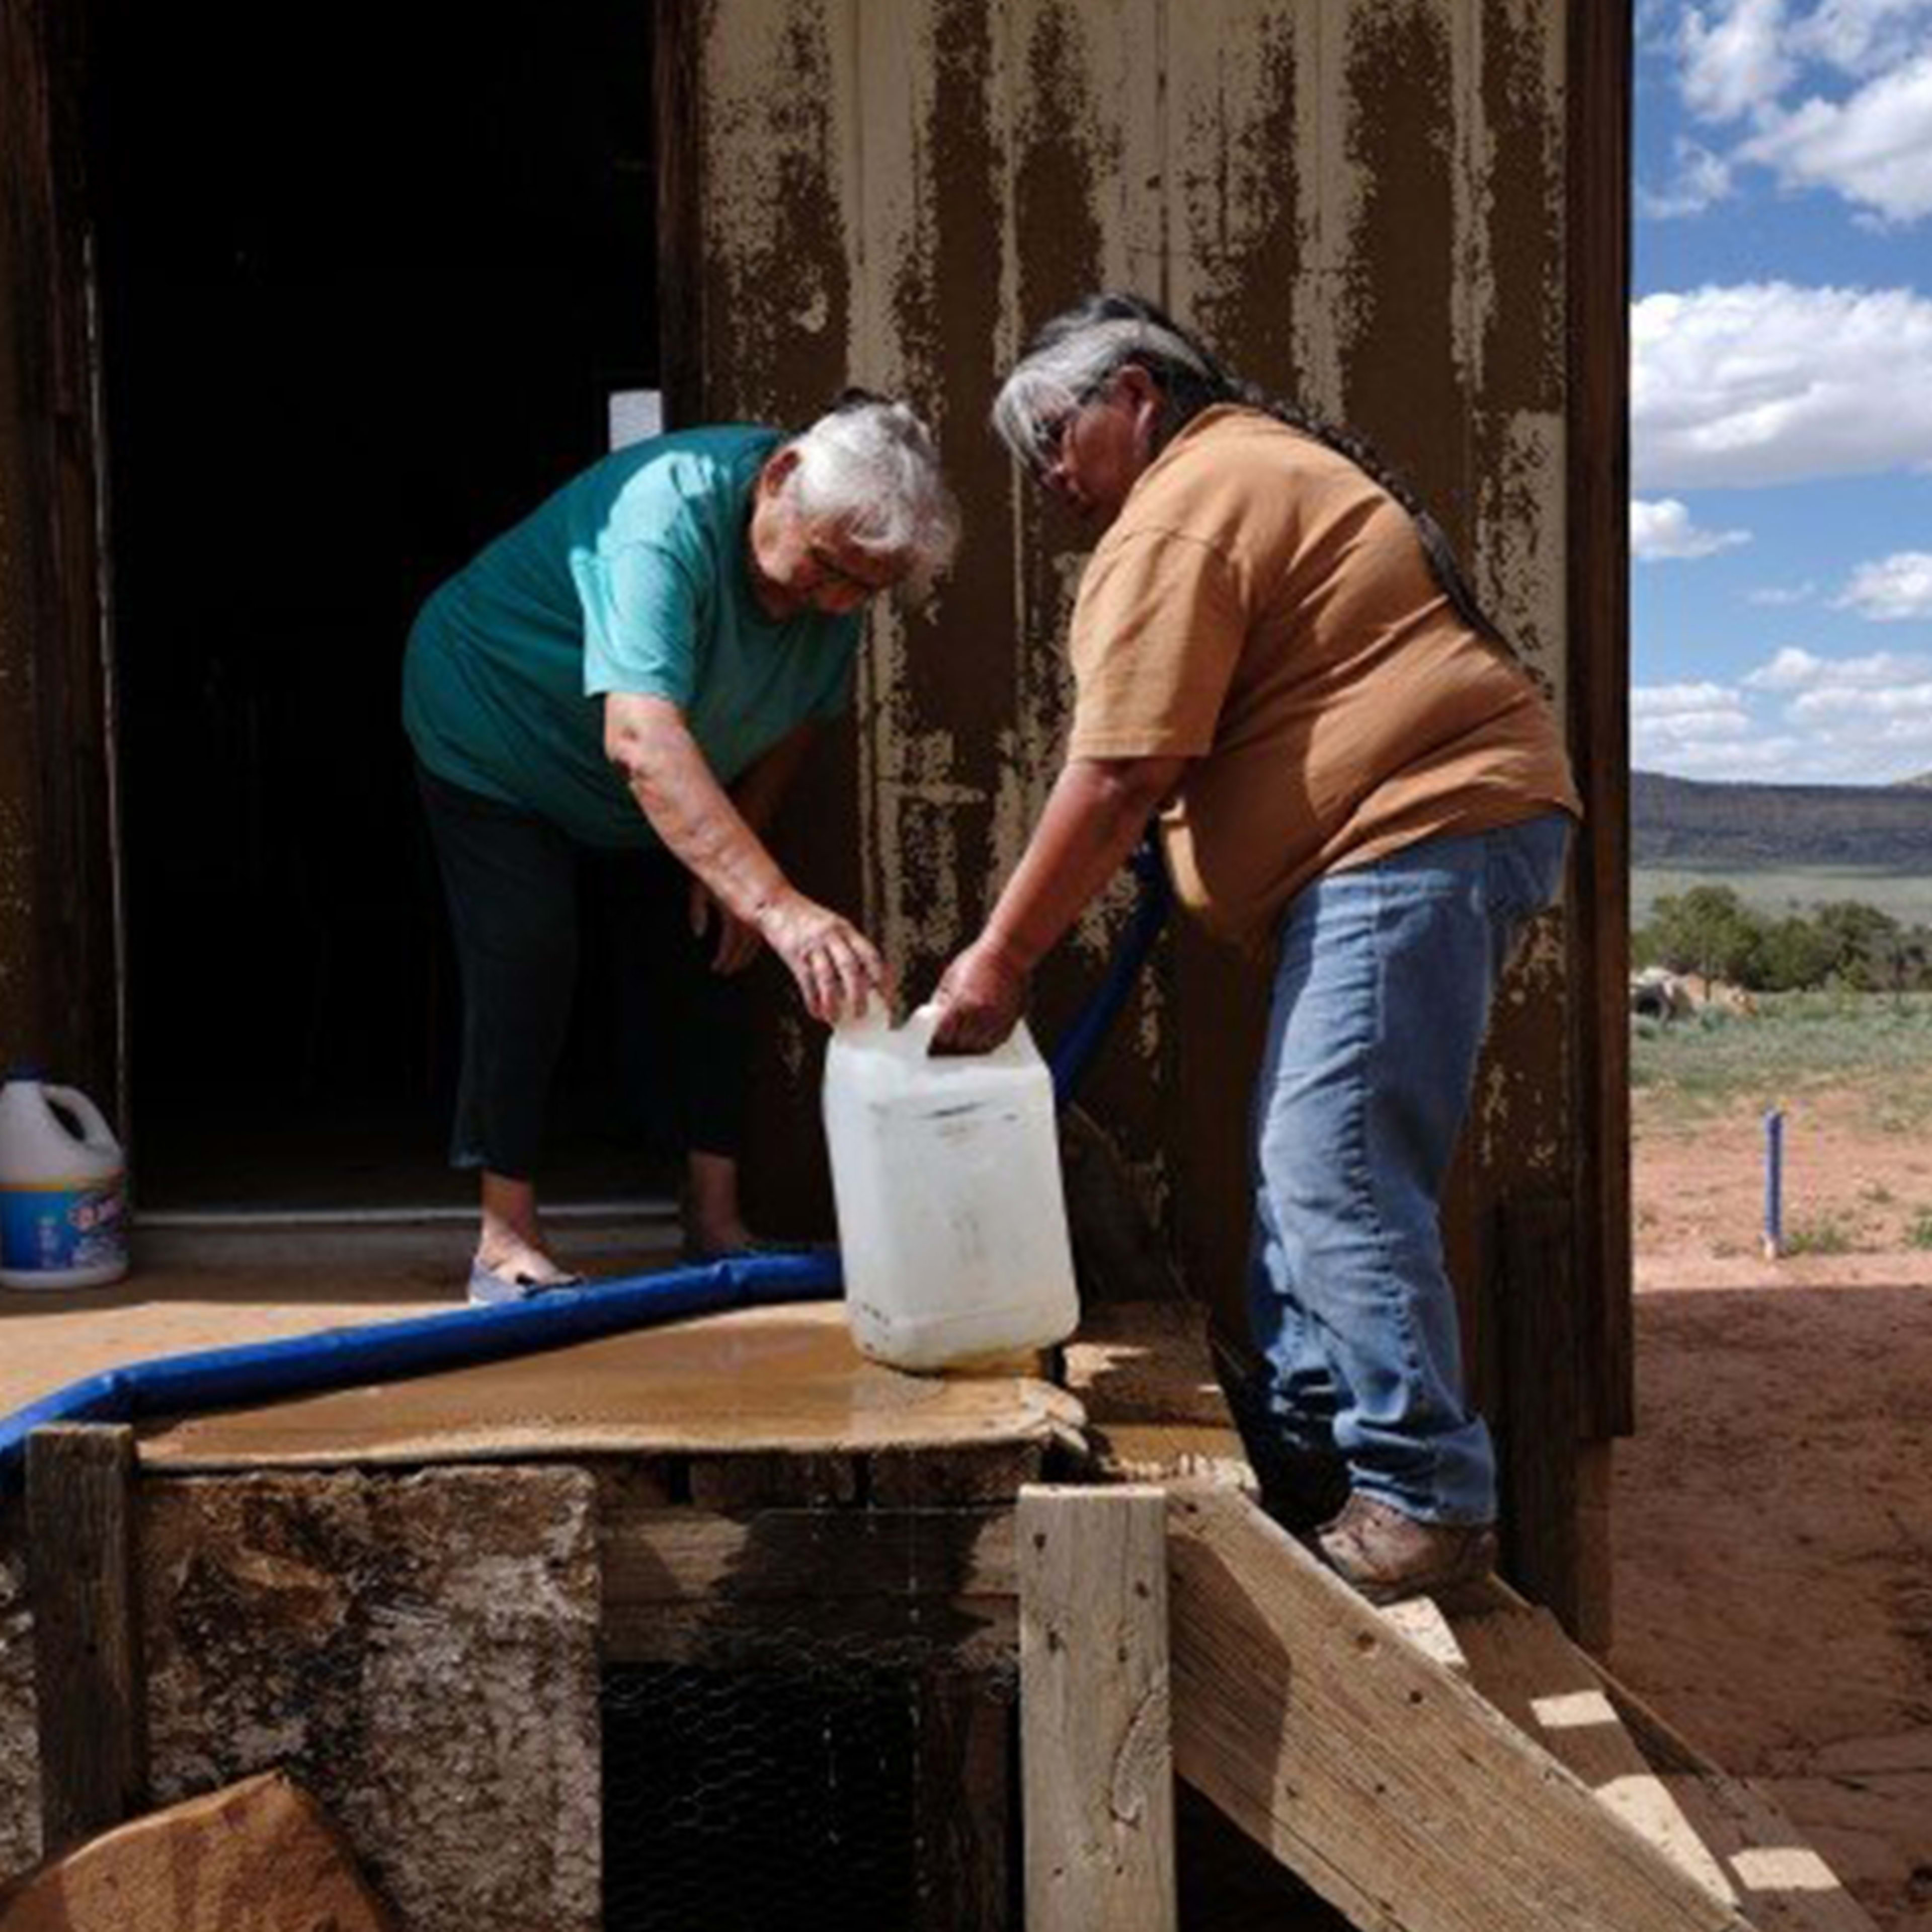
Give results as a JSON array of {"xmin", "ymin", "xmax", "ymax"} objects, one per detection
[{"xmin": 417, "ymin": 765, "xmax": 748, "ymax": 1179}]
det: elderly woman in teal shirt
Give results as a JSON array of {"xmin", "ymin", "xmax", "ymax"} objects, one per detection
[{"xmin": 405, "ymin": 393, "xmax": 958, "ymax": 1302}]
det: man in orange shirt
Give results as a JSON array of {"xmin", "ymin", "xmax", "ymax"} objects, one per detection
[{"xmin": 931, "ymin": 294, "xmax": 1578, "ymax": 1602}]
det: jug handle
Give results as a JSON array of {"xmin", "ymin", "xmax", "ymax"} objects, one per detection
[
  {"xmin": 43, "ymin": 1085, "xmax": 118, "ymax": 1154},
  {"xmin": 906, "ymin": 1003, "xmax": 945, "ymax": 1054}
]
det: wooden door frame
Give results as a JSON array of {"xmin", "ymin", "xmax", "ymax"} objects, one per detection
[
  {"xmin": 1565, "ymin": 0, "xmax": 1635, "ymax": 1443},
  {"xmin": 0, "ymin": 0, "xmax": 122, "ymax": 1122}
]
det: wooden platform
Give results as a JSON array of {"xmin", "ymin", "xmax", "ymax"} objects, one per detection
[
  {"xmin": 132, "ymin": 1303, "xmax": 1080, "ymax": 1473},
  {"xmin": 5, "ymin": 1292, "xmax": 1885, "ymax": 1932}
]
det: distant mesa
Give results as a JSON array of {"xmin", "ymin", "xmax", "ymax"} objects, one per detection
[{"xmin": 1632, "ymin": 770, "xmax": 1932, "ymax": 868}]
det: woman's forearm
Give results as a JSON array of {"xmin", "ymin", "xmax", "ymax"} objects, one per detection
[{"xmin": 605, "ymin": 694, "xmax": 788, "ymax": 921}]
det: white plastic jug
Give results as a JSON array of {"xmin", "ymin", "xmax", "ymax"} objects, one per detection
[
  {"xmin": 823, "ymin": 1006, "xmax": 1079, "ymax": 1372},
  {"xmin": 0, "ymin": 1073, "xmax": 129, "ymax": 1290}
]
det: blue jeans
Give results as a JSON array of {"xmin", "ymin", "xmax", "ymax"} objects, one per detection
[{"xmin": 1245, "ymin": 812, "xmax": 1571, "ymax": 1525}]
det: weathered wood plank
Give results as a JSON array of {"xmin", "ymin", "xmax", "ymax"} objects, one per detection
[
  {"xmin": 1378, "ymin": 1596, "xmax": 1469, "ymax": 1680},
  {"xmin": 1064, "ymin": 1300, "xmax": 1257, "ymax": 1495},
  {"xmin": 1449, "ymin": 1596, "xmax": 1733, "ymax": 1903},
  {"xmin": 25, "ymin": 1425, "xmax": 146, "ymax": 1856},
  {"xmin": 602, "ymin": 1505, "xmax": 1017, "ymax": 1608},
  {"xmin": 1565, "ymin": 0, "xmax": 1636, "ymax": 1447},
  {"xmin": 1167, "ymin": 1489, "xmax": 1758, "ymax": 1932},
  {"xmin": 685, "ymin": 1451, "xmax": 862, "ymax": 1510},
  {"xmin": 0, "ymin": 1769, "xmax": 396, "ymax": 1931},
  {"xmin": 913, "ymin": 1670, "xmax": 1013, "ymax": 1932},
  {"xmin": 1018, "ymin": 1484, "xmax": 1175, "ymax": 1932},
  {"xmin": 869, "ymin": 1440, "xmax": 1046, "ymax": 1508},
  {"xmin": 652, "ymin": 0, "xmax": 703, "ymax": 426},
  {"xmin": 1496, "ymin": 1193, "xmax": 1582, "ymax": 1630},
  {"xmin": 1573, "ymin": 1652, "xmax": 1884, "ymax": 1932},
  {"xmin": 602, "ymin": 1598, "xmax": 1017, "ymax": 1674}
]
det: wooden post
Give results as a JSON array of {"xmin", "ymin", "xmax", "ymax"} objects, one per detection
[
  {"xmin": 26, "ymin": 1422, "xmax": 147, "ymax": 1854},
  {"xmin": 1497, "ymin": 1195, "xmax": 1583, "ymax": 1635},
  {"xmin": 914, "ymin": 1671, "xmax": 1012, "ymax": 1932},
  {"xmin": 1018, "ymin": 1484, "xmax": 1175, "ymax": 1932}
]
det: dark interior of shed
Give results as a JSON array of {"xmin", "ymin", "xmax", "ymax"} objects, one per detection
[{"xmin": 88, "ymin": 3, "xmax": 669, "ymax": 1208}]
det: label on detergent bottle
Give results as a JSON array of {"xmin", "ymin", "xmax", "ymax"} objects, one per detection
[{"xmin": 0, "ymin": 1178, "xmax": 126, "ymax": 1275}]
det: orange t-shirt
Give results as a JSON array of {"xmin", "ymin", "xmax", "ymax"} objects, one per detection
[{"xmin": 1066, "ymin": 406, "xmax": 1581, "ymax": 945}]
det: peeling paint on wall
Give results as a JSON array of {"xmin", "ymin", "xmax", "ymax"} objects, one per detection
[{"xmin": 690, "ymin": 0, "xmax": 1577, "ymax": 1306}]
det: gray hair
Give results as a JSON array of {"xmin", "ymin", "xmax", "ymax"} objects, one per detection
[
  {"xmin": 992, "ymin": 310, "xmax": 1224, "ymax": 476},
  {"xmin": 778, "ymin": 394, "xmax": 960, "ymax": 598},
  {"xmin": 993, "ymin": 291, "xmax": 1513, "ymax": 649}
]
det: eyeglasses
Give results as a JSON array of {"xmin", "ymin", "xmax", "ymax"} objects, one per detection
[
  {"xmin": 805, "ymin": 542, "xmax": 897, "ymax": 600},
  {"xmin": 1032, "ymin": 383, "xmax": 1112, "ymax": 477}
]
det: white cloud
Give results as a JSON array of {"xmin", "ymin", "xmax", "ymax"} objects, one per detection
[
  {"xmin": 1633, "ymin": 680, "xmax": 1746, "ymax": 714},
  {"xmin": 1634, "ymin": 653, "xmax": 1932, "ymax": 780},
  {"xmin": 1744, "ymin": 645, "xmax": 1830, "ymax": 685},
  {"xmin": 1790, "ymin": 677, "xmax": 1932, "ymax": 713},
  {"xmin": 1632, "ymin": 497, "xmax": 1754, "ymax": 558},
  {"xmin": 1747, "ymin": 580, "xmax": 1818, "ymax": 604},
  {"xmin": 1792, "ymin": 0, "xmax": 1932, "ymax": 76},
  {"xmin": 1740, "ymin": 50, "xmax": 1932, "ymax": 222},
  {"xmin": 1748, "ymin": 642, "xmax": 1932, "ymax": 684},
  {"xmin": 1639, "ymin": 139, "xmax": 1739, "ymax": 216},
  {"xmin": 1665, "ymin": 1, "xmax": 1932, "ymax": 222},
  {"xmin": 1632, "ymin": 282, "xmax": 1932, "ymax": 488},
  {"xmin": 1681, "ymin": 0, "xmax": 1798, "ymax": 122},
  {"xmin": 1837, "ymin": 549, "xmax": 1932, "ymax": 617},
  {"xmin": 1636, "ymin": 732, "xmax": 1818, "ymax": 779}
]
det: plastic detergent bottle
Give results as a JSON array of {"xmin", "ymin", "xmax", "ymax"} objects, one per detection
[
  {"xmin": 0, "ymin": 1071, "xmax": 129, "ymax": 1290},
  {"xmin": 823, "ymin": 1006, "xmax": 1079, "ymax": 1371}
]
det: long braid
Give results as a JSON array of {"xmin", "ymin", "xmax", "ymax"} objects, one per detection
[
  {"xmin": 1230, "ymin": 381, "xmax": 1508, "ymax": 649},
  {"xmin": 1003, "ymin": 292, "xmax": 1512, "ymax": 652}
]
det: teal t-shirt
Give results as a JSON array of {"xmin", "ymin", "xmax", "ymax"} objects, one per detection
[{"xmin": 402, "ymin": 425, "xmax": 861, "ymax": 848}]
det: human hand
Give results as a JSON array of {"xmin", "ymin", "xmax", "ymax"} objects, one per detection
[
  {"xmin": 689, "ymin": 875, "xmax": 764, "ymax": 975},
  {"xmin": 928, "ymin": 937, "xmax": 1029, "ymax": 1055},
  {"xmin": 756, "ymin": 887, "xmax": 892, "ymax": 1023}
]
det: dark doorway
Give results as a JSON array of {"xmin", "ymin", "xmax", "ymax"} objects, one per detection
[{"xmin": 88, "ymin": 4, "xmax": 663, "ymax": 1208}]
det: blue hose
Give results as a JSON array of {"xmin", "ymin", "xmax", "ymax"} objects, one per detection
[
  {"xmin": 0, "ymin": 849, "xmax": 1171, "ymax": 1488},
  {"xmin": 0, "ymin": 1253, "xmax": 842, "ymax": 1483},
  {"xmin": 1048, "ymin": 838, "xmax": 1172, "ymax": 1103}
]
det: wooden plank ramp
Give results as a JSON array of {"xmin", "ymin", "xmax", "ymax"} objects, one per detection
[
  {"xmin": 1059, "ymin": 1302, "xmax": 1873, "ymax": 1931},
  {"xmin": 1168, "ymin": 1488, "xmax": 1760, "ymax": 1932},
  {"xmin": 1445, "ymin": 1584, "xmax": 1882, "ymax": 1932}
]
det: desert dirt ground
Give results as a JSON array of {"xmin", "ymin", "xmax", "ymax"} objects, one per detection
[{"xmin": 1614, "ymin": 1088, "xmax": 1932, "ymax": 1931}]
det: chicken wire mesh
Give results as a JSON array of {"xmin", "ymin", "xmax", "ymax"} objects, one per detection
[{"xmin": 602, "ymin": 1624, "xmax": 1017, "ymax": 1932}]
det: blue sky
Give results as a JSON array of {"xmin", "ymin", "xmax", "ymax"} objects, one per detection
[{"xmin": 1630, "ymin": 0, "xmax": 1932, "ymax": 783}]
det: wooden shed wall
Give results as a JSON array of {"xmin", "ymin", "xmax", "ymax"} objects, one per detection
[{"xmin": 666, "ymin": 0, "xmax": 1631, "ymax": 1581}]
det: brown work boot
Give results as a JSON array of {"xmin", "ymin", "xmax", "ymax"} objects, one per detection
[{"xmin": 1316, "ymin": 1494, "xmax": 1496, "ymax": 1604}]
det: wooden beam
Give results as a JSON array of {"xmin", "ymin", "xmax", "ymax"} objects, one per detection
[
  {"xmin": 1018, "ymin": 1485, "xmax": 1176, "ymax": 1932},
  {"xmin": 1449, "ymin": 1596, "xmax": 1733, "ymax": 1903},
  {"xmin": 1565, "ymin": 0, "xmax": 1636, "ymax": 1447},
  {"xmin": 1496, "ymin": 1194, "xmax": 1583, "ymax": 1631},
  {"xmin": 652, "ymin": 0, "xmax": 703, "ymax": 428},
  {"xmin": 26, "ymin": 1423, "xmax": 146, "ymax": 1855},
  {"xmin": 1568, "ymin": 1635, "xmax": 1884, "ymax": 1932},
  {"xmin": 1062, "ymin": 1300, "xmax": 1257, "ymax": 1495},
  {"xmin": 1167, "ymin": 1489, "xmax": 1759, "ymax": 1932},
  {"xmin": 601, "ymin": 1505, "xmax": 1015, "ymax": 1608},
  {"xmin": 913, "ymin": 1670, "xmax": 1012, "ymax": 1932}
]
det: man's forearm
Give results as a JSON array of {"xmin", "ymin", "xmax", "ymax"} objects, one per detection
[{"xmin": 981, "ymin": 758, "xmax": 1179, "ymax": 971}]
